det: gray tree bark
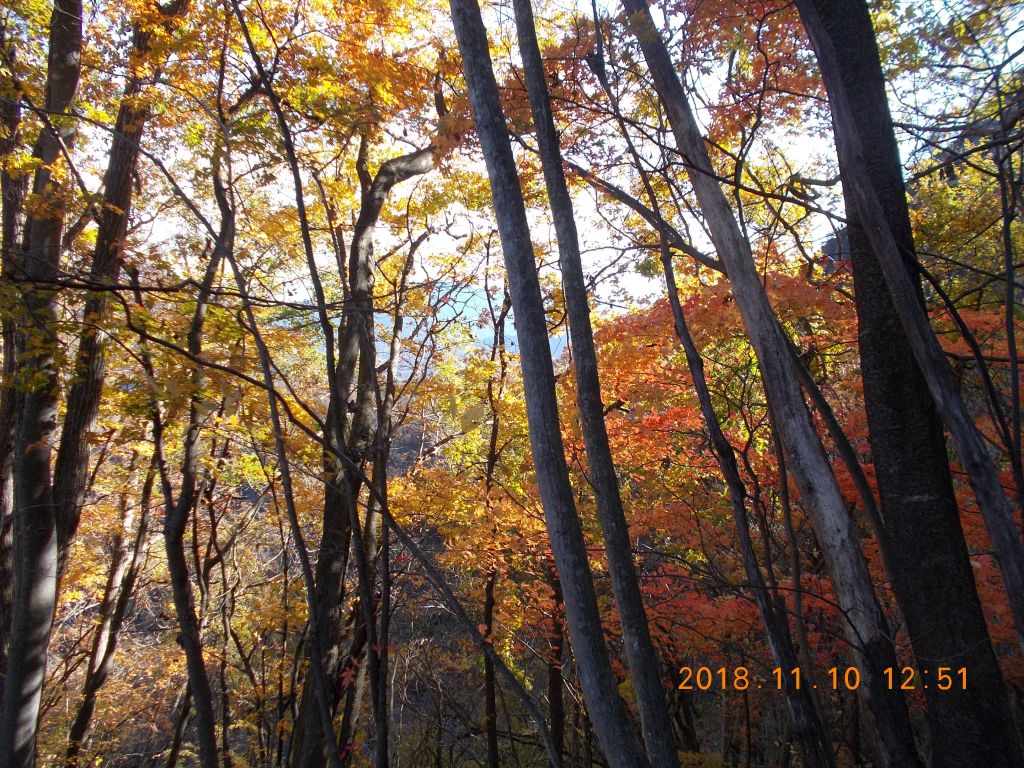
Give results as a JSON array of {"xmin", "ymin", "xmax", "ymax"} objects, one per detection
[
  {"xmin": 448, "ymin": 1, "xmax": 651, "ymax": 765},
  {"xmin": 0, "ymin": 13, "xmax": 27, "ymax": 680},
  {"xmin": 0, "ymin": 0, "xmax": 83, "ymax": 763},
  {"xmin": 796, "ymin": 0, "xmax": 1024, "ymax": 654},
  {"xmin": 619, "ymin": 3, "xmax": 922, "ymax": 765},
  {"xmin": 793, "ymin": 1, "xmax": 1024, "ymax": 764},
  {"xmin": 510, "ymin": 4, "xmax": 678, "ymax": 766}
]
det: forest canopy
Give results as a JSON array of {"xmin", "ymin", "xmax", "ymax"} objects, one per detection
[{"xmin": 0, "ymin": 0, "xmax": 1022, "ymax": 766}]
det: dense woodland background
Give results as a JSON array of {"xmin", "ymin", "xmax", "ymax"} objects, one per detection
[{"xmin": 0, "ymin": 0, "xmax": 1022, "ymax": 765}]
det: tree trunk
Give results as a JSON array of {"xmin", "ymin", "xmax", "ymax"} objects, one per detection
[
  {"xmin": 585, "ymin": 24, "xmax": 833, "ymax": 763},
  {"xmin": 510, "ymin": 5, "xmax": 678, "ymax": 766},
  {"xmin": 546, "ymin": 566, "xmax": 565, "ymax": 768},
  {"xmin": 448, "ymin": 1, "xmax": 651, "ymax": 765},
  {"xmin": 793, "ymin": 1, "xmax": 1024, "ymax": 764},
  {"xmin": 619, "ymin": 3, "xmax": 922, "ymax": 765},
  {"xmin": 660, "ymin": 244, "xmax": 834, "ymax": 768},
  {"xmin": 53, "ymin": 0, "xmax": 189, "ymax": 572},
  {"xmin": 160, "ymin": 204, "xmax": 229, "ymax": 768},
  {"xmin": 0, "ymin": 14, "xmax": 27, "ymax": 680},
  {"xmin": 483, "ymin": 571, "xmax": 499, "ymax": 768},
  {"xmin": 0, "ymin": 0, "xmax": 82, "ymax": 763},
  {"xmin": 794, "ymin": 0, "xmax": 1024, "ymax": 654}
]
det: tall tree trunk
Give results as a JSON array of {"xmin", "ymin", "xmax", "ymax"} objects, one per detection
[
  {"xmin": 793, "ymin": 1, "xmax": 1024, "ymax": 764},
  {"xmin": 223, "ymin": 209, "xmax": 345, "ymax": 768},
  {"xmin": 585, "ymin": 22, "xmax": 832, "ymax": 763},
  {"xmin": 0, "ymin": 12, "xmax": 27, "ymax": 680},
  {"xmin": 660, "ymin": 243, "xmax": 834, "ymax": 768},
  {"xmin": 480, "ymin": 280, "xmax": 509, "ymax": 768},
  {"xmin": 370, "ymin": 238, "xmax": 421, "ymax": 768},
  {"xmin": 448, "ymin": 1, "xmax": 651, "ymax": 765},
  {"xmin": 619, "ymin": 3, "xmax": 922, "ymax": 765},
  {"xmin": 293, "ymin": 136, "xmax": 436, "ymax": 768},
  {"xmin": 53, "ymin": 0, "xmax": 189, "ymax": 573},
  {"xmin": 0, "ymin": 0, "xmax": 82, "ymax": 763},
  {"xmin": 159, "ymin": 182, "xmax": 230, "ymax": 768},
  {"xmin": 794, "ymin": 0, "xmax": 1024, "ymax": 653},
  {"xmin": 140, "ymin": 137, "xmax": 237, "ymax": 768},
  {"xmin": 510, "ymin": 5, "xmax": 678, "ymax": 766}
]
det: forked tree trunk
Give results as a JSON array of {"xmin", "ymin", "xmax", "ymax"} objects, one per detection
[
  {"xmin": 793, "ymin": 1, "xmax": 1024, "ymax": 764},
  {"xmin": 619, "ymin": 3, "xmax": 922, "ymax": 765},
  {"xmin": 448, "ymin": 0, "xmax": 651, "ymax": 765}
]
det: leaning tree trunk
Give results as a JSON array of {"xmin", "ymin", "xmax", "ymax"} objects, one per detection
[
  {"xmin": 659, "ymin": 244, "xmax": 835, "ymax": 768},
  {"xmin": 510, "ymin": 4, "xmax": 679, "ymax": 766},
  {"xmin": 448, "ymin": 1, "xmax": 651, "ymax": 765},
  {"xmin": 794, "ymin": 0, "xmax": 1024, "ymax": 655},
  {"xmin": 619, "ymin": 3, "xmax": 922, "ymax": 765},
  {"xmin": 0, "ymin": 0, "xmax": 83, "ymax": 764},
  {"xmin": 792, "ymin": 2, "xmax": 1024, "ymax": 764},
  {"xmin": 583, "ymin": 34, "xmax": 833, "ymax": 761}
]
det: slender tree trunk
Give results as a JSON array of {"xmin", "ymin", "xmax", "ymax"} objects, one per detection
[
  {"xmin": 65, "ymin": 461, "xmax": 154, "ymax": 766},
  {"xmin": 795, "ymin": 0, "xmax": 1024, "ymax": 654},
  {"xmin": 619, "ymin": 3, "xmax": 921, "ymax": 765},
  {"xmin": 660, "ymin": 243, "xmax": 834, "ymax": 768},
  {"xmin": 159, "ymin": 177, "xmax": 230, "ymax": 768},
  {"xmin": 0, "ymin": 0, "xmax": 82, "ymax": 763},
  {"xmin": 370, "ymin": 241, "xmax": 420, "ymax": 768},
  {"xmin": 164, "ymin": 685, "xmax": 192, "ymax": 768},
  {"xmin": 995, "ymin": 130, "xmax": 1024, "ymax": 515},
  {"xmin": 792, "ymin": 1, "xmax": 1024, "ymax": 763},
  {"xmin": 0, "ymin": 13, "xmax": 27, "ymax": 680},
  {"xmin": 53, "ymin": 0, "xmax": 189, "ymax": 572},
  {"xmin": 221, "ymin": 12, "xmax": 361, "ymax": 759},
  {"xmin": 480, "ymin": 280, "xmax": 509, "ymax": 768},
  {"xmin": 510, "ymin": 5, "xmax": 678, "ymax": 766},
  {"xmin": 225, "ymin": 244, "xmax": 345, "ymax": 768},
  {"xmin": 448, "ymin": 1, "xmax": 650, "ymax": 765},
  {"xmin": 546, "ymin": 566, "xmax": 565, "ymax": 768},
  {"xmin": 483, "ymin": 571, "xmax": 499, "ymax": 768},
  {"xmin": 586, "ymin": 21, "xmax": 832, "ymax": 763}
]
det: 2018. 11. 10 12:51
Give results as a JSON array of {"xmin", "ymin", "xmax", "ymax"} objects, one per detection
[{"xmin": 677, "ymin": 666, "xmax": 969, "ymax": 691}]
